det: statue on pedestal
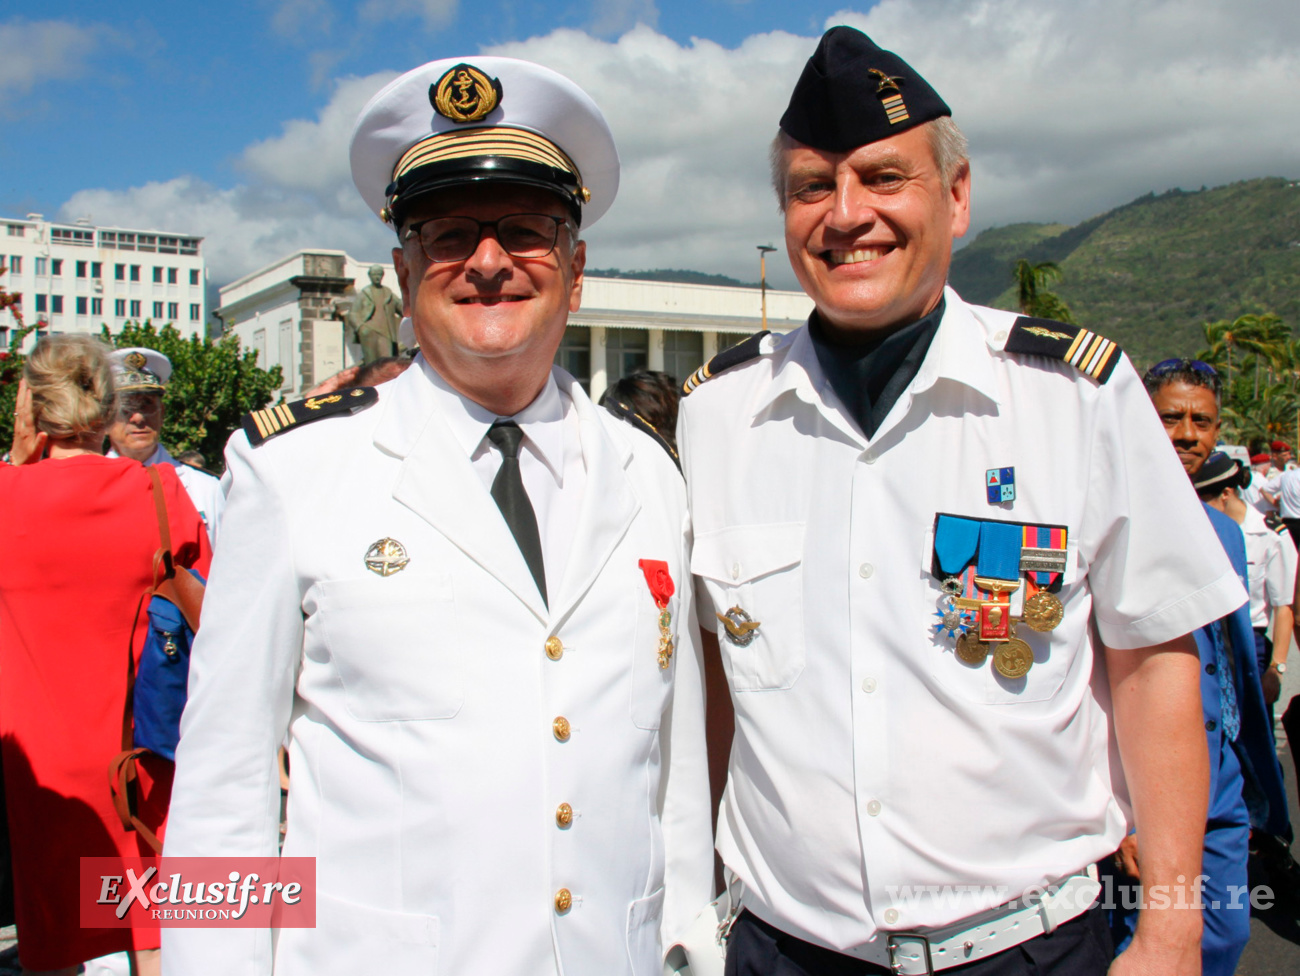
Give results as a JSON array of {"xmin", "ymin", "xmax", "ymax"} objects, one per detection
[{"xmin": 346, "ymin": 265, "xmax": 403, "ymax": 363}]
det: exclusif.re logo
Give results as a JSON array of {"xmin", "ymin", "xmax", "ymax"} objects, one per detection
[{"xmin": 431, "ymin": 64, "xmax": 502, "ymax": 123}]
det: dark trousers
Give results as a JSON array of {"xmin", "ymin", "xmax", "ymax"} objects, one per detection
[
  {"xmin": 1283, "ymin": 518, "xmax": 1300, "ymax": 554},
  {"xmin": 724, "ymin": 907, "xmax": 1113, "ymax": 976}
]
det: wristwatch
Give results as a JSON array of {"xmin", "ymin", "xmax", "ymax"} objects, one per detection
[{"xmin": 1270, "ymin": 661, "xmax": 1287, "ymax": 674}]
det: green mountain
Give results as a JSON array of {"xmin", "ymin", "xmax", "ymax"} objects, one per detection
[
  {"xmin": 949, "ymin": 177, "xmax": 1300, "ymax": 367},
  {"xmin": 587, "ymin": 267, "xmax": 758, "ymax": 288}
]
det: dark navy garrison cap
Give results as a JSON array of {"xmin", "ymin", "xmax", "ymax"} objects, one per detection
[
  {"xmin": 1192, "ymin": 452, "xmax": 1247, "ymax": 493},
  {"xmin": 779, "ymin": 26, "xmax": 951, "ymax": 152}
]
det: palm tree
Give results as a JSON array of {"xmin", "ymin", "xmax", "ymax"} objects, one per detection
[{"xmin": 1012, "ymin": 259, "xmax": 1076, "ymax": 323}]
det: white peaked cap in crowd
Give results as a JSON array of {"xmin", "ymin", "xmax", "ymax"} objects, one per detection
[{"xmin": 110, "ymin": 347, "xmax": 172, "ymax": 392}]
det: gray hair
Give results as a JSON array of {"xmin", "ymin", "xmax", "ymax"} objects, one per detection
[{"xmin": 769, "ymin": 117, "xmax": 970, "ymax": 210}]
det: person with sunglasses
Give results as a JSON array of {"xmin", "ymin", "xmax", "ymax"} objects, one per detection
[{"xmin": 161, "ymin": 57, "xmax": 711, "ymax": 975}]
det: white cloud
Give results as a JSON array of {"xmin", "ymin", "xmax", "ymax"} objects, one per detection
[
  {"xmin": 588, "ymin": 0, "xmax": 660, "ymax": 39},
  {"xmin": 357, "ymin": 0, "xmax": 458, "ymax": 29},
  {"xmin": 0, "ymin": 19, "xmax": 103, "ymax": 97},
  {"xmin": 57, "ymin": 1, "xmax": 1300, "ymax": 291}
]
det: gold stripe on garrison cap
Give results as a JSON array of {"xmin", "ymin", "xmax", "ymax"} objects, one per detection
[
  {"xmin": 681, "ymin": 331, "xmax": 771, "ymax": 396},
  {"xmin": 1004, "ymin": 316, "xmax": 1122, "ymax": 384},
  {"xmin": 241, "ymin": 387, "xmax": 380, "ymax": 447}
]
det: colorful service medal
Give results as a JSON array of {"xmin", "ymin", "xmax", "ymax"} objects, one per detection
[
  {"xmin": 932, "ymin": 516, "xmax": 981, "ymax": 656},
  {"xmin": 972, "ymin": 520, "xmax": 1032, "ymax": 678},
  {"xmin": 638, "ymin": 559, "xmax": 676, "ymax": 669},
  {"xmin": 1020, "ymin": 524, "xmax": 1068, "ymax": 633}
]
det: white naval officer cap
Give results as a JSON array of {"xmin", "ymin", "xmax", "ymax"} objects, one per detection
[
  {"xmin": 349, "ymin": 57, "xmax": 620, "ymax": 230},
  {"xmin": 110, "ymin": 347, "xmax": 172, "ymax": 393}
]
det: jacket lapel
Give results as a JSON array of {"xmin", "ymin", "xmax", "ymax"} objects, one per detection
[
  {"xmin": 548, "ymin": 372, "xmax": 640, "ymax": 624},
  {"xmin": 373, "ymin": 360, "xmax": 549, "ymax": 621}
]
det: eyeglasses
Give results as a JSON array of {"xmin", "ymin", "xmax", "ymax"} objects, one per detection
[
  {"xmin": 403, "ymin": 214, "xmax": 571, "ymax": 264},
  {"xmin": 116, "ymin": 393, "xmax": 162, "ymax": 420},
  {"xmin": 1148, "ymin": 358, "xmax": 1218, "ymax": 377}
]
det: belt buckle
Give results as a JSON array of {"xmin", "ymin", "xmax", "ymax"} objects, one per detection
[{"xmin": 887, "ymin": 932, "xmax": 934, "ymax": 976}]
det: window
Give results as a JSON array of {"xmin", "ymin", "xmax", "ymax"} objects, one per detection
[
  {"xmin": 115, "ymin": 299, "xmax": 126, "ymax": 317},
  {"xmin": 76, "ymin": 296, "xmax": 87, "ymax": 315},
  {"xmin": 35, "ymin": 295, "xmax": 46, "ymax": 313},
  {"xmin": 130, "ymin": 300, "xmax": 141, "ymax": 318},
  {"xmin": 51, "ymin": 295, "xmax": 63, "ymax": 314},
  {"xmin": 152, "ymin": 302, "xmax": 164, "ymax": 319},
  {"xmin": 152, "ymin": 267, "xmax": 163, "ymax": 284},
  {"xmin": 115, "ymin": 263, "xmax": 125, "ymax": 280},
  {"xmin": 130, "ymin": 265, "xmax": 140, "ymax": 282},
  {"xmin": 605, "ymin": 328, "xmax": 649, "ymax": 384},
  {"xmin": 189, "ymin": 269, "xmax": 200, "ymax": 286},
  {"xmin": 167, "ymin": 267, "xmax": 177, "ymax": 284},
  {"xmin": 76, "ymin": 260, "xmax": 87, "ymax": 278},
  {"xmin": 92, "ymin": 261, "xmax": 102, "ymax": 279},
  {"xmin": 51, "ymin": 227, "xmax": 93, "ymax": 245},
  {"xmin": 663, "ymin": 331, "xmax": 704, "ymax": 386},
  {"xmin": 190, "ymin": 303, "xmax": 201, "ymax": 321},
  {"xmin": 51, "ymin": 259, "xmax": 63, "ymax": 276},
  {"xmin": 34, "ymin": 257, "xmax": 47, "ymax": 276},
  {"xmin": 554, "ymin": 326, "xmax": 591, "ymax": 391},
  {"xmin": 91, "ymin": 297, "xmax": 102, "ymax": 316},
  {"xmin": 6, "ymin": 224, "xmax": 23, "ymax": 237},
  {"xmin": 167, "ymin": 302, "xmax": 178, "ymax": 320},
  {"xmin": 7, "ymin": 256, "xmax": 19, "ymax": 274}
]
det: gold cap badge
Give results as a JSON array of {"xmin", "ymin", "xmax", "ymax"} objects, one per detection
[
  {"xmin": 124, "ymin": 351, "xmax": 148, "ymax": 370},
  {"xmin": 431, "ymin": 64, "xmax": 502, "ymax": 123}
]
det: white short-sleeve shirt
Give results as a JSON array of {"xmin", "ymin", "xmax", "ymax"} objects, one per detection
[
  {"xmin": 678, "ymin": 289, "xmax": 1245, "ymax": 952},
  {"xmin": 1241, "ymin": 505, "xmax": 1297, "ymax": 630}
]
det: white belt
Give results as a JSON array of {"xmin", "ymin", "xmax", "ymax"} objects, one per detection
[{"xmin": 848, "ymin": 869, "xmax": 1102, "ymax": 975}]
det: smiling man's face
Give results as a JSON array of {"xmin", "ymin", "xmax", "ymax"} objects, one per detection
[
  {"xmin": 394, "ymin": 183, "xmax": 584, "ymax": 402},
  {"xmin": 781, "ymin": 123, "xmax": 969, "ymax": 338}
]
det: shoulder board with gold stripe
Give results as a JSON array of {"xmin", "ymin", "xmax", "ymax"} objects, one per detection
[
  {"xmin": 1003, "ymin": 317, "xmax": 1122, "ymax": 384},
  {"xmin": 681, "ymin": 331, "xmax": 770, "ymax": 396},
  {"xmin": 602, "ymin": 397, "xmax": 680, "ymax": 472},
  {"xmin": 242, "ymin": 387, "xmax": 379, "ymax": 447}
]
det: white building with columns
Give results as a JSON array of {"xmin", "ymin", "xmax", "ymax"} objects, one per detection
[
  {"xmin": 1, "ymin": 213, "xmax": 207, "ymax": 345},
  {"xmin": 215, "ymin": 249, "xmax": 814, "ymax": 401}
]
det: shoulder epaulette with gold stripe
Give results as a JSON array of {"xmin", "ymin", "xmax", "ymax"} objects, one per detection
[
  {"xmin": 681, "ymin": 331, "xmax": 770, "ymax": 396},
  {"xmin": 602, "ymin": 397, "xmax": 680, "ymax": 472},
  {"xmin": 242, "ymin": 387, "xmax": 379, "ymax": 447},
  {"xmin": 1004, "ymin": 317, "xmax": 1122, "ymax": 384}
]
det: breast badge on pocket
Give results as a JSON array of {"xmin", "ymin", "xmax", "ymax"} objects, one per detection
[{"xmin": 930, "ymin": 514, "xmax": 1068, "ymax": 680}]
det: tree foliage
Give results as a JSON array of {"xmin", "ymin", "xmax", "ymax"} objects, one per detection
[
  {"xmin": 99, "ymin": 321, "xmax": 283, "ymax": 471},
  {"xmin": 1196, "ymin": 312, "xmax": 1298, "ymax": 448},
  {"xmin": 1013, "ymin": 259, "xmax": 1076, "ymax": 323}
]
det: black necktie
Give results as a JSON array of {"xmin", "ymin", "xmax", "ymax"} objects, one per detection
[{"xmin": 486, "ymin": 421, "xmax": 547, "ymax": 605}]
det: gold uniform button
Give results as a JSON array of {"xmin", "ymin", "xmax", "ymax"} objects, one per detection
[
  {"xmin": 556, "ymin": 802, "xmax": 574, "ymax": 828},
  {"xmin": 554, "ymin": 888, "xmax": 572, "ymax": 913},
  {"xmin": 553, "ymin": 716, "xmax": 571, "ymax": 741},
  {"xmin": 545, "ymin": 636, "xmax": 564, "ymax": 660}
]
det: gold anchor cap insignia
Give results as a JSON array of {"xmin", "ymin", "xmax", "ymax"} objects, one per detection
[
  {"xmin": 124, "ymin": 351, "xmax": 148, "ymax": 370},
  {"xmin": 431, "ymin": 64, "xmax": 502, "ymax": 123},
  {"xmin": 364, "ymin": 537, "xmax": 410, "ymax": 577},
  {"xmin": 718, "ymin": 606, "xmax": 761, "ymax": 647}
]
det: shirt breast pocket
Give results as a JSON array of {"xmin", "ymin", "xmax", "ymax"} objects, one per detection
[
  {"xmin": 692, "ymin": 523, "xmax": 805, "ymax": 692},
  {"xmin": 309, "ymin": 573, "xmax": 464, "ymax": 722}
]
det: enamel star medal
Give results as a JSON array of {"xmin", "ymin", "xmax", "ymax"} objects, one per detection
[{"xmin": 638, "ymin": 559, "xmax": 676, "ymax": 669}]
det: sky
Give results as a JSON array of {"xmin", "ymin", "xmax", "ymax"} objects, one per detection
[{"xmin": 2, "ymin": 0, "xmax": 1297, "ymax": 292}]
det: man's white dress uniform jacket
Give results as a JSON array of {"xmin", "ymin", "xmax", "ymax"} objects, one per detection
[
  {"xmin": 677, "ymin": 288, "xmax": 1245, "ymax": 953},
  {"xmin": 163, "ymin": 358, "xmax": 712, "ymax": 975}
]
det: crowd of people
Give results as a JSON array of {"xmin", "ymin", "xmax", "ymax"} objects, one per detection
[{"xmin": 2, "ymin": 23, "xmax": 1298, "ymax": 976}]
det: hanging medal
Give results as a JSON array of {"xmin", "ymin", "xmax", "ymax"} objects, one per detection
[
  {"xmin": 638, "ymin": 559, "xmax": 676, "ymax": 669},
  {"xmin": 931, "ymin": 516, "xmax": 981, "ymax": 645},
  {"xmin": 1020, "ymin": 524, "xmax": 1068, "ymax": 632}
]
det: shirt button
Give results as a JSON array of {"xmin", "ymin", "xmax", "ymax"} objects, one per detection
[
  {"xmin": 554, "ymin": 888, "xmax": 572, "ymax": 914},
  {"xmin": 1205, "ymin": 663, "xmax": 1217, "ymax": 675},
  {"xmin": 863, "ymin": 451, "xmax": 877, "ymax": 464},
  {"xmin": 994, "ymin": 330, "xmax": 1008, "ymax": 343},
  {"xmin": 545, "ymin": 636, "xmax": 564, "ymax": 661},
  {"xmin": 553, "ymin": 716, "xmax": 572, "ymax": 741},
  {"xmin": 883, "ymin": 908, "xmax": 899, "ymax": 925},
  {"xmin": 1205, "ymin": 720, "xmax": 1217, "ymax": 732},
  {"xmin": 867, "ymin": 799, "xmax": 882, "ymax": 817},
  {"xmin": 731, "ymin": 562, "xmax": 741, "ymax": 580},
  {"xmin": 861, "ymin": 677, "xmax": 877, "ymax": 694},
  {"xmin": 859, "ymin": 563, "xmax": 874, "ymax": 579},
  {"xmin": 555, "ymin": 803, "xmax": 574, "ymax": 828}
]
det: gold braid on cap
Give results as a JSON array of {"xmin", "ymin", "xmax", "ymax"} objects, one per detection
[{"xmin": 385, "ymin": 127, "xmax": 588, "ymax": 221}]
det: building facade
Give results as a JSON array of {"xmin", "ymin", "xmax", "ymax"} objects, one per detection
[
  {"xmin": 216, "ymin": 249, "xmax": 814, "ymax": 401},
  {"xmin": 0, "ymin": 214, "xmax": 207, "ymax": 346}
]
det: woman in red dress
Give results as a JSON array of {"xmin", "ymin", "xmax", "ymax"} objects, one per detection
[{"xmin": 0, "ymin": 336, "xmax": 211, "ymax": 975}]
